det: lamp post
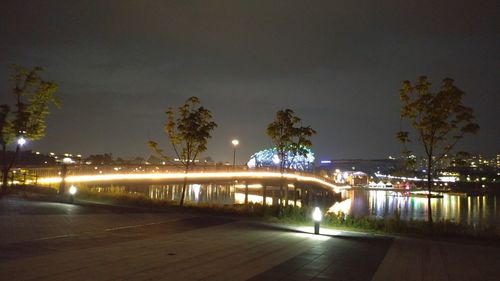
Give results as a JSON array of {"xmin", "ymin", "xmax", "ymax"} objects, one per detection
[
  {"xmin": 68, "ymin": 185, "xmax": 77, "ymax": 203},
  {"xmin": 231, "ymin": 139, "xmax": 239, "ymax": 168},
  {"xmin": 313, "ymin": 207, "xmax": 322, "ymax": 235}
]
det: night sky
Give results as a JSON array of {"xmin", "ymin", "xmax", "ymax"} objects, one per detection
[{"xmin": 1, "ymin": 1, "xmax": 499, "ymax": 163}]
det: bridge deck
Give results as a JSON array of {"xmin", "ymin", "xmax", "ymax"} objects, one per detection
[{"xmin": 21, "ymin": 165, "xmax": 348, "ymax": 193}]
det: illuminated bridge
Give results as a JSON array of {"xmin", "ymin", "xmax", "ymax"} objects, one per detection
[
  {"xmin": 19, "ymin": 165, "xmax": 349, "ymax": 205},
  {"xmin": 25, "ymin": 165, "xmax": 343, "ymax": 191}
]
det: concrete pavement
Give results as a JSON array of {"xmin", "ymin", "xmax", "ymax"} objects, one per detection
[
  {"xmin": 372, "ymin": 237, "xmax": 500, "ymax": 281},
  {"xmin": 0, "ymin": 197, "xmax": 499, "ymax": 280}
]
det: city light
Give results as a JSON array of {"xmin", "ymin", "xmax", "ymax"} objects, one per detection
[
  {"xmin": 17, "ymin": 137, "xmax": 26, "ymax": 146},
  {"xmin": 62, "ymin": 157, "xmax": 73, "ymax": 164}
]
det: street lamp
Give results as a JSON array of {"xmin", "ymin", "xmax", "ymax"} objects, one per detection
[
  {"xmin": 17, "ymin": 137, "xmax": 26, "ymax": 146},
  {"xmin": 17, "ymin": 137, "xmax": 27, "ymax": 166},
  {"xmin": 231, "ymin": 139, "xmax": 239, "ymax": 167},
  {"xmin": 313, "ymin": 207, "xmax": 322, "ymax": 234}
]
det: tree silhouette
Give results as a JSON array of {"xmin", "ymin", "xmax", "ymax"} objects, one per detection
[
  {"xmin": 397, "ymin": 76, "xmax": 479, "ymax": 224},
  {"xmin": 149, "ymin": 97, "xmax": 217, "ymax": 207},
  {"xmin": 1, "ymin": 65, "xmax": 60, "ymax": 194},
  {"xmin": 267, "ymin": 109, "xmax": 316, "ymax": 208}
]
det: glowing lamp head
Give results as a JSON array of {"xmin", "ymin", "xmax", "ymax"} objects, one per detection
[
  {"xmin": 17, "ymin": 137, "xmax": 26, "ymax": 146},
  {"xmin": 313, "ymin": 207, "xmax": 322, "ymax": 222},
  {"xmin": 69, "ymin": 185, "xmax": 77, "ymax": 195},
  {"xmin": 232, "ymin": 139, "xmax": 239, "ymax": 146}
]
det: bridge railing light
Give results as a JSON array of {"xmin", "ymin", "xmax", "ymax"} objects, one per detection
[{"xmin": 36, "ymin": 170, "xmax": 343, "ymax": 193}]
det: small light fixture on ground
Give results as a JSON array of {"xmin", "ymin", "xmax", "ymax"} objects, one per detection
[
  {"xmin": 313, "ymin": 207, "xmax": 322, "ymax": 234},
  {"xmin": 69, "ymin": 185, "xmax": 77, "ymax": 195},
  {"xmin": 68, "ymin": 185, "xmax": 77, "ymax": 203}
]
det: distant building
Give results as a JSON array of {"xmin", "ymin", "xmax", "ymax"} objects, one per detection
[
  {"xmin": 329, "ymin": 159, "xmax": 401, "ymax": 175},
  {"xmin": 350, "ymin": 171, "xmax": 369, "ymax": 186},
  {"xmin": 317, "ymin": 159, "xmax": 334, "ymax": 173}
]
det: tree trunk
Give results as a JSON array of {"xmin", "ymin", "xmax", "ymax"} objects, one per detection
[
  {"xmin": 279, "ymin": 170, "xmax": 284, "ymax": 217},
  {"xmin": 1, "ymin": 144, "xmax": 20, "ymax": 195},
  {"xmin": 279, "ymin": 161, "xmax": 285, "ymax": 214},
  {"xmin": 180, "ymin": 164, "xmax": 189, "ymax": 207},
  {"xmin": 293, "ymin": 185, "xmax": 297, "ymax": 206},
  {"xmin": 427, "ymin": 154, "xmax": 433, "ymax": 224},
  {"xmin": 1, "ymin": 143, "xmax": 6, "ymax": 194},
  {"xmin": 284, "ymin": 183, "xmax": 288, "ymax": 207},
  {"xmin": 262, "ymin": 185, "xmax": 267, "ymax": 207},
  {"xmin": 58, "ymin": 164, "xmax": 68, "ymax": 195},
  {"xmin": 244, "ymin": 183, "xmax": 248, "ymax": 205},
  {"xmin": 1, "ymin": 168, "xmax": 8, "ymax": 195}
]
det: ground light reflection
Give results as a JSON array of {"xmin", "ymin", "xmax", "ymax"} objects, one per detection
[
  {"xmin": 328, "ymin": 198, "xmax": 351, "ymax": 214},
  {"xmin": 291, "ymin": 226, "xmax": 341, "ymax": 240},
  {"xmin": 234, "ymin": 193, "xmax": 275, "ymax": 205}
]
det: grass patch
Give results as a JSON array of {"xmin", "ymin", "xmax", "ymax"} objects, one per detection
[
  {"xmin": 77, "ymin": 189, "xmax": 499, "ymax": 239},
  {"xmin": 7, "ymin": 184, "xmax": 58, "ymax": 195},
  {"xmin": 76, "ymin": 188, "xmax": 177, "ymax": 208},
  {"xmin": 280, "ymin": 207, "xmax": 500, "ymax": 240},
  {"xmin": 2, "ymin": 184, "xmax": 59, "ymax": 201}
]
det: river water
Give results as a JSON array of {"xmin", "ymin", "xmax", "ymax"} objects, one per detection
[
  {"xmin": 331, "ymin": 189, "xmax": 499, "ymax": 227},
  {"xmin": 87, "ymin": 183, "xmax": 499, "ymax": 227}
]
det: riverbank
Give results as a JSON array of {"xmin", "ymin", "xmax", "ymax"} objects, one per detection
[{"xmin": 4, "ymin": 185, "xmax": 499, "ymax": 241}]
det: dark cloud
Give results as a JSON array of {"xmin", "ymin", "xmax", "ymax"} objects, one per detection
[{"xmin": 0, "ymin": 0, "xmax": 498, "ymax": 161}]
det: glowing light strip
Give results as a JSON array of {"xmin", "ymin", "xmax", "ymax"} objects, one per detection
[
  {"xmin": 234, "ymin": 184, "xmax": 263, "ymax": 189},
  {"xmin": 375, "ymin": 172, "xmax": 458, "ymax": 183},
  {"xmin": 36, "ymin": 171, "xmax": 346, "ymax": 193}
]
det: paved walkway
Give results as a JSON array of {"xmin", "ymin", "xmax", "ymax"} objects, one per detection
[
  {"xmin": 1, "ymin": 197, "xmax": 499, "ymax": 280},
  {"xmin": 372, "ymin": 237, "xmax": 500, "ymax": 281},
  {"xmin": 249, "ymin": 235, "xmax": 391, "ymax": 281}
]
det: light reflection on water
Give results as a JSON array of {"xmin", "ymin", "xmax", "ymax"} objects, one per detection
[
  {"xmin": 88, "ymin": 183, "xmax": 499, "ymax": 227},
  {"xmin": 334, "ymin": 190, "xmax": 499, "ymax": 227},
  {"xmin": 88, "ymin": 183, "xmax": 307, "ymax": 207}
]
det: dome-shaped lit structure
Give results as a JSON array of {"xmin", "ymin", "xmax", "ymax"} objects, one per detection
[{"xmin": 247, "ymin": 147, "xmax": 315, "ymax": 171}]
